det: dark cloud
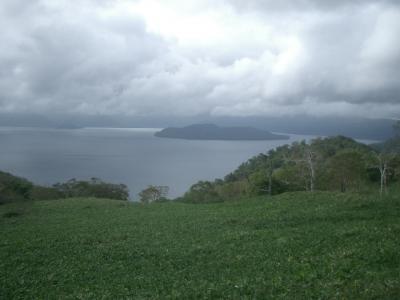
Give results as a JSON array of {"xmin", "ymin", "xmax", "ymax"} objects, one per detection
[
  {"xmin": 0, "ymin": 0, "xmax": 168, "ymax": 114},
  {"xmin": 0, "ymin": 0, "xmax": 399, "ymax": 118}
]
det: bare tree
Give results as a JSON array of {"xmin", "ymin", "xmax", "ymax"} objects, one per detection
[
  {"xmin": 284, "ymin": 143, "xmax": 317, "ymax": 193},
  {"xmin": 373, "ymin": 153, "xmax": 395, "ymax": 197},
  {"xmin": 267, "ymin": 159, "xmax": 273, "ymax": 196},
  {"xmin": 306, "ymin": 148, "xmax": 316, "ymax": 193},
  {"xmin": 368, "ymin": 151, "xmax": 400, "ymax": 197},
  {"xmin": 260, "ymin": 156, "xmax": 274, "ymax": 196}
]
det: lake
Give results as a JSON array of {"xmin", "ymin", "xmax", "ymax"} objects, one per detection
[{"xmin": 0, "ymin": 127, "xmax": 347, "ymax": 199}]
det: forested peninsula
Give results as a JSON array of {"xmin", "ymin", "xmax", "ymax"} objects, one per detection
[{"xmin": 155, "ymin": 124, "xmax": 289, "ymax": 140}]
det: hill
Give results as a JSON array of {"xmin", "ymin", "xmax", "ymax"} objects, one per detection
[
  {"xmin": 155, "ymin": 124, "xmax": 289, "ymax": 140},
  {"xmin": 370, "ymin": 121, "xmax": 399, "ymax": 152},
  {"xmin": 1, "ymin": 192, "xmax": 399, "ymax": 298},
  {"xmin": 371, "ymin": 137, "xmax": 400, "ymax": 153},
  {"xmin": 180, "ymin": 135, "xmax": 395, "ymax": 203}
]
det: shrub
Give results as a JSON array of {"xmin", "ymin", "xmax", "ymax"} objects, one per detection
[
  {"xmin": 52, "ymin": 178, "xmax": 129, "ymax": 201},
  {"xmin": 0, "ymin": 171, "xmax": 34, "ymax": 204}
]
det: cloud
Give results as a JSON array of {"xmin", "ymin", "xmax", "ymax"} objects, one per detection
[
  {"xmin": 228, "ymin": 0, "xmax": 400, "ymax": 12},
  {"xmin": 0, "ymin": 0, "xmax": 399, "ymax": 119}
]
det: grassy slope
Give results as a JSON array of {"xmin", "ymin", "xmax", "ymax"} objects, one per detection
[{"xmin": 1, "ymin": 193, "xmax": 399, "ymax": 299}]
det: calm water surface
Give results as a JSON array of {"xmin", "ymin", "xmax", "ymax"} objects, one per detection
[{"xmin": 0, "ymin": 127, "xmax": 319, "ymax": 199}]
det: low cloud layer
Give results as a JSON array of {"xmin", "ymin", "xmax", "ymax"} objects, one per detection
[{"xmin": 1, "ymin": 0, "xmax": 399, "ymax": 118}]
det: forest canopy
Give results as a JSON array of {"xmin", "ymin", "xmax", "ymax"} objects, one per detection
[{"xmin": 179, "ymin": 135, "xmax": 400, "ymax": 203}]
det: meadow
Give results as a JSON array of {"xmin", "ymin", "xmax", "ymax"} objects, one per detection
[{"xmin": 1, "ymin": 192, "xmax": 399, "ymax": 299}]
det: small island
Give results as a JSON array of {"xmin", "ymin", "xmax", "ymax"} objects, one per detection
[{"xmin": 154, "ymin": 124, "xmax": 289, "ymax": 140}]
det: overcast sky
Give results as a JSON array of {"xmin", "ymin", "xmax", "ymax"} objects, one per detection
[{"xmin": 1, "ymin": 0, "xmax": 400, "ymax": 119}]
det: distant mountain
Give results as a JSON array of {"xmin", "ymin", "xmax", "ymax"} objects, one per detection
[
  {"xmin": 371, "ymin": 137, "xmax": 400, "ymax": 153},
  {"xmin": 154, "ymin": 124, "xmax": 289, "ymax": 140},
  {"xmin": 0, "ymin": 113, "xmax": 395, "ymax": 140}
]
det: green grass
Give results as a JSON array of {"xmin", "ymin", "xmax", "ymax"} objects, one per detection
[{"xmin": 1, "ymin": 192, "xmax": 399, "ymax": 299}]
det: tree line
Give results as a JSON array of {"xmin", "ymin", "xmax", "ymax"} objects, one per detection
[
  {"xmin": 0, "ymin": 175, "xmax": 129, "ymax": 204},
  {"xmin": 178, "ymin": 131, "xmax": 400, "ymax": 203}
]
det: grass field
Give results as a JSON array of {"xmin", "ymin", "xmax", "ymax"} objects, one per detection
[{"xmin": 1, "ymin": 192, "xmax": 399, "ymax": 299}]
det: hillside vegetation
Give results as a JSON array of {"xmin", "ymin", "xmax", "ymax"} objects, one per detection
[
  {"xmin": 1, "ymin": 192, "xmax": 399, "ymax": 298},
  {"xmin": 0, "ymin": 173, "xmax": 129, "ymax": 204},
  {"xmin": 180, "ymin": 135, "xmax": 400, "ymax": 203}
]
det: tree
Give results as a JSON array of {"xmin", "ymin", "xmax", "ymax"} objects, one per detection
[
  {"xmin": 261, "ymin": 154, "xmax": 276, "ymax": 196},
  {"xmin": 285, "ymin": 142, "xmax": 319, "ymax": 192},
  {"xmin": 183, "ymin": 181, "xmax": 221, "ymax": 203},
  {"xmin": 52, "ymin": 178, "xmax": 129, "ymax": 200},
  {"xmin": 215, "ymin": 180, "xmax": 249, "ymax": 200},
  {"xmin": 376, "ymin": 154, "xmax": 391, "ymax": 196},
  {"xmin": 306, "ymin": 147, "xmax": 317, "ymax": 192},
  {"xmin": 274, "ymin": 163, "xmax": 309, "ymax": 192},
  {"xmin": 375, "ymin": 120, "xmax": 400, "ymax": 191},
  {"xmin": 0, "ymin": 171, "xmax": 34, "ymax": 204},
  {"xmin": 260, "ymin": 151, "xmax": 283, "ymax": 196},
  {"xmin": 369, "ymin": 153, "xmax": 397, "ymax": 196},
  {"xmin": 138, "ymin": 185, "xmax": 169, "ymax": 203},
  {"xmin": 324, "ymin": 150, "xmax": 366, "ymax": 192}
]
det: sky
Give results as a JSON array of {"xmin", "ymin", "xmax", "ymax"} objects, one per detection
[{"xmin": 1, "ymin": 0, "xmax": 400, "ymax": 119}]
